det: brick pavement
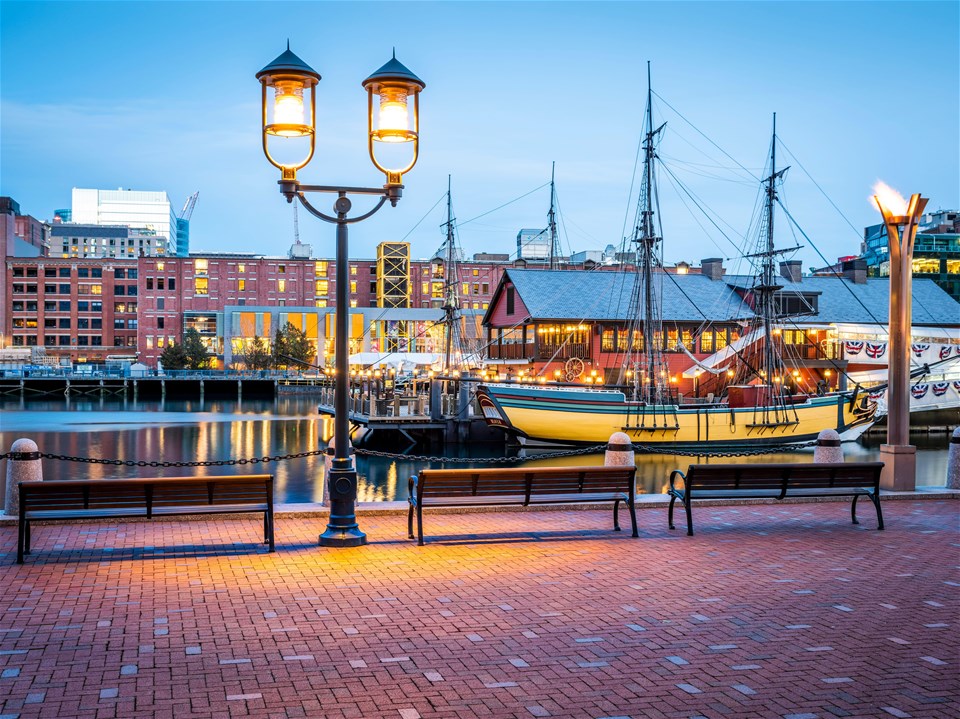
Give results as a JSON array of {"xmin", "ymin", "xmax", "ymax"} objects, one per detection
[{"xmin": 0, "ymin": 500, "xmax": 957, "ymax": 719}]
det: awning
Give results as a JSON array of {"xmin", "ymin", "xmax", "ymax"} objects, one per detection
[
  {"xmin": 834, "ymin": 323, "xmax": 960, "ymax": 341},
  {"xmin": 348, "ymin": 352, "xmax": 442, "ymax": 370},
  {"xmin": 681, "ymin": 327, "xmax": 764, "ymax": 378}
]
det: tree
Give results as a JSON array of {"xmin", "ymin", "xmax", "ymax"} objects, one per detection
[
  {"xmin": 281, "ymin": 322, "xmax": 315, "ymax": 368},
  {"xmin": 183, "ymin": 328, "xmax": 211, "ymax": 370},
  {"xmin": 240, "ymin": 335, "xmax": 273, "ymax": 371},
  {"xmin": 270, "ymin": 322, "xmax": 315, "ymax": 370},
  {"xmin": 159, "ymin": 342, "xmax": 189, "ymax": 370}
]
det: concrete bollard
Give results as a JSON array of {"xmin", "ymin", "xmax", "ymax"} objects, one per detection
[
  {"xmin": 4, "ymin": 438, "xmax": 42, "ymax": 516},
  {"xmin": 605, "ymin": 431, "xmax": 635, "ymax": 467},
  {"xmin": 947, "ymin": 427, "xmax": 960, "ymax": 490},
  {"xmin": 813, "ymin": 429, "xmax": 843, "ymax": 463}
]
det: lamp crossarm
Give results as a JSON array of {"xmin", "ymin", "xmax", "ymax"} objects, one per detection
[{"xmin": 282, "ymin": 182, "xmax": 401, "ymax": 224}]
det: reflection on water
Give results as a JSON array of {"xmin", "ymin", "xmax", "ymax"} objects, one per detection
[{"xmin": 0, "ymin": 396, "xmax": 950, "ymax": 503}]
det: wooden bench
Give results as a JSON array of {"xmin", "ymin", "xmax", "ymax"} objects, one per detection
[
  {"xmin": 17, "ymin": 474, "xmax": 275, "ymax": 563},
  {"xmin": 408, "ymin": 466, "xmax": 638, "ymax": 545},
  {"xmin": 667, "ymin": 462, "xmax": 885, "ymax": 536}
]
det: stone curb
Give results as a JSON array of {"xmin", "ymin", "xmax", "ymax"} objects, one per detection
[{"xmin": 0, "ymin": 488, "xmax": 955, "ymax": 524}]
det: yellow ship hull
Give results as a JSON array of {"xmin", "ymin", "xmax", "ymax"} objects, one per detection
[{"xmin": 476, "ymin": 384, "xmax": 876, "ymax": 448}]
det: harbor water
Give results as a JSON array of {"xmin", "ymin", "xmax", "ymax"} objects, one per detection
[{"xmin": 0, "ymin": 396, "xmax": 950, "ymax": 503}]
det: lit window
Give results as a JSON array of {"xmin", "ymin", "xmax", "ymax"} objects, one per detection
[
  {"xmin": 350, "ymin": 265, "xmax": 358, "ymax": 276},
  {"xmin": 350, "ymin": 299, "xmax": 358, "ymax": 308},
  {"xmin": 350, "ymin": 281, "xmax": 357, "ymax": 293},
  {"xmin": 90, "ymin": 285, "xmax": 102, "ymax": 295},
  {"xmin": 156, "ymin": 262, "xmax": 165, "ymax": 271},
  {"xmin": 472, "ymin": 269, "xmax": 479, "ymax": 276},
  {"xmin": 316, "ymin": 280, "xmax": 328, "ymax": 294},
  {"xmin": 194, "ymin": 259, "xmax": 208, "ymax": 273},
  {"xmin": 278, "ymin": 280, "xmax": 286, "ymax": 292},
  {"xmin": 146, "ymin": 336, "xmax": 153, "ymax": 349},
  {"xmin": 315, "ymin": 261, "xmax": 328, "ymax": 275},
  {"xmin": 278, "ymin": 264, "xmax": 286, "ymax": 274},
  {"xmin": 316, "ymin": 299, "xmax": 327, "ymax": 308},
  {"xmin": 238, "ymin": 279, "xmax": 246, "ymax": 291},
  {"xmin": 421, "ymin": 282, "xmax": 429, "ymax": 294},
  {"xmin": 157, "ymin": 336, "xmax": 166, "ymax": 348},
  {"xmin": 238, "ymin": 263, "xmax": 246, "ymax": 273},
  {"xmin": 196, "ymin": 277, "xmax": 209, "ymax": 295}
]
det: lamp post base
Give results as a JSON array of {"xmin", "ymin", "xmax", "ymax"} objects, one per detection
[
  {"xmin": 319, "ymin": 464, "xmax": 367, "ymax": 547},
  {"xmin": 879, "ymin": 443, "xmax": 916, "ymax": 492},
  {"xmin": 319, "ymin": 527, "xmax": 368, "ymax": 547}
]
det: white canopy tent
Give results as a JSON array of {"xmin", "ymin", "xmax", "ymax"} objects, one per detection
[
  {"xmin": 681, "ymin": 328, "xmax": 764, "ymax": 378},
  {"xmin": 348, "ymin": 352, "xmax": 443, "ymax": 371}
]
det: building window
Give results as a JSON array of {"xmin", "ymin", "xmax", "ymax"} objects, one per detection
[
  {"xmin": 350, "ymin": 299, "xmax": 358, "ymax": 308},
  {"xmin": 114, "ymin": 285, "xmax": 126, "ymax": 296},
  {"xmin": 482, "ymin": 283, "xmax": 489, "ymax": 294},
  {"xmin": 278, "ymin": 280, "xmax": 286, "ymax": 292},
  {"xmin": 59, "ymin": 301, "xmax": 71, "ymax": 312},
  {"xmin": 91, "ymin": 285, "xmax": 102, "ymax": 295},
  {"xmin": 506, "ymin": 287, "xmax": 515, "ymax": 315},
  {"xmin": 146, "ymin": 278, "xmax": 154, "ymax": 290},
  {"xmin": 316, "ymin": 299, "xmax": 327, "ymax": 308},
  {"xmin": 59, "ymin": 268, "xmax": 70, "ymax": 278},
  {"xmin": 44, "ymin": 267, "xmax": 56, "ymax": 277},
  {"xmin": 350, "ymin": 265, "xmax": 357, "ymax": 276},
  {"xmin": 169, "ymin": 278, "xmax": 176, "ymax": 290},
  {"xmin": 315, "ymin": 261, "xmax": 327, "ymax": 275},
  {"xmin": 278, "ymin": 264, "xmax": 286, "ymax": 274},
  {"xmin": 156, "ymin": 261, "xmax": 164, "ymax": 271},
  {"xmin": 158, "ymin": 317, "xmax": 165, "ymax": 329},
  {"xmin": 146, "ymin": 336, "xmax": 153, "ymax": 349},
  {"xmin": 157, "ymin": 298, "xmax": 165, "ymax": 310},
  {"xmin": 238, "ymin": 263, "xmax": 246, "ymax": 273},
  {"xmin": 195, "ymin": 277, "xmax": 209, "ymax": 295},
  {"xmin": 350, "ymin": 281, "xmax": 357, "ymax": 294},
  {"xmin": 238, "ymin": 279, "xmax": 246, "ymax": 291},
  {"xmin": 115, "ymin": 268, "xmax": 125, "ymax": 279},
  {"xmin": 472, "ymin": 269, "xmax": 479, "ymax": 276},
  {"xmin": 78, "ymin": 268, "xmax": 89, "ymax": 278},
  {"xmin": 194, "ymin": 259, "xmax": 209, "ymax": 274}
]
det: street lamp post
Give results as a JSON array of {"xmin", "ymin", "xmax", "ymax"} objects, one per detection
[
  {"xmin": 257, "ymin": 44, "xmax": 425, "ymax": 546},
  {"xmin": 874, "ymin": 185, "xmax": 928, "ymax": 492}
]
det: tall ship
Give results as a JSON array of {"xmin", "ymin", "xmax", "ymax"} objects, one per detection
[{"xmin": 476, "ymin": 66, "xmax": 878, "ymax": 448}]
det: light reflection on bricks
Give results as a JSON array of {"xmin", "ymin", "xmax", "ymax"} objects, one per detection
[{"xmin": 0, "ymin": 500, "xmax": 956, "ymax": 719}]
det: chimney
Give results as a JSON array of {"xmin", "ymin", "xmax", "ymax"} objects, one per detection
[
  {"xmin": 841, "ymin": 258, "xmax": 867, "ymax": 285},
  {"xmin": 700, "ymin": 257, "xmax": 724, "ymax": 281},
  {"xmin": 779, "ymin": 260, "xmax": 802, "ymax": 283}
]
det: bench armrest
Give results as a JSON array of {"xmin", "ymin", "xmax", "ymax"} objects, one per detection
[
  {"xmin": 669, "ymin": 469, "xmax": 687, "ymax": 493},
  {"xmin": 408, "ymin": 475, "xmax": 418, "ymax": 505}
]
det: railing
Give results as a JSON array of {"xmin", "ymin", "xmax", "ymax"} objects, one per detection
[
  {"xmin": 536, "ymin": 341, "xmax": 591, "ymax": 360},
  {"xmin": 0, "ymin": 368, "xmax": 309, "ymax": 380},
  {"xmin": 487, "ymin": 343, "xmax": 533, "ymax": 360}
]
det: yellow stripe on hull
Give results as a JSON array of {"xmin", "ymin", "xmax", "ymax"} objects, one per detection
[{"xmin": 498, "ymin": 397, "xmax": 870, "ymax": 446}]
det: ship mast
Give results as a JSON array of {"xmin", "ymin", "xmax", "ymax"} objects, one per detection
[
  {"xmin": 547, "ymin": 162, "xmax": 559, "ymax": 270},
  {"xmin": 753, "ymin": 113, "xmax": 792, "ymax": 420},
  {"xmin": 442, "ymin": 175, "xmax": 460, "ymax": 371},
  {"xmin": 630, "ymin": 61, "xmax": 668, "ymax": 403}
]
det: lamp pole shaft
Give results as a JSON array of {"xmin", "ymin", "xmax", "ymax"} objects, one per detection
[{"xmin": 319, "ymin": 213, "xmax": 367, "ymax": 546}]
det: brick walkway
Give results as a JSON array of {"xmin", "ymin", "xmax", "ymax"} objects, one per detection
[{"xmin": 1, "ymin": 500, "xmax": 957, "ymax": 719}]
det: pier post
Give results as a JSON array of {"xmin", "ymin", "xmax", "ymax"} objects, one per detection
[
  {"xmin": 947, "ymin": 427, "xmax": 960, "ymax": 490},
  {"xmin": 429, "ymin": 379, "xmax": 442, "ymax": 421},
  {"xmin": 813, "ymin": 429, "xmax": 843, "ymax": 463},
  {"xmin": 4, "ymin": 438, "xmax": 42, "ymax": 516}
]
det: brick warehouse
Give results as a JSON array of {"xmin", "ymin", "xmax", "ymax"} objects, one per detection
[{"xmin": 3, "ymin": 249, "xmax": 521, "ymax": 367}]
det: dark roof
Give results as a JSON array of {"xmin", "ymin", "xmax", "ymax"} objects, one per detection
[
  {"xmin": 502, "ymin": 269, "xmax": 749, "ymax": 323},
  {"xmin": 723, "ymin": 274, "xmax": 960, "ymax": 325},
  {"xmin": 496, "ymin": 269, "xmax": 960, "ymax": 326}
]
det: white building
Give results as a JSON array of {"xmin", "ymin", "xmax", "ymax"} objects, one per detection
[
  {"xmin": 72, "ymin": 188, "xmax": 178, "ymax": 255},
  {"xmin": 516, "ymin": 228, "xmax": 551, "ymax": 261}
]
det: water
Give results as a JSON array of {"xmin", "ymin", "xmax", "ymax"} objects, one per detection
[{"xmin": 0, "ymin": 396, "xmax": 950, "ymax": 503}]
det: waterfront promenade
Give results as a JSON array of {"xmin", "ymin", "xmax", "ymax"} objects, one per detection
[{"xmin": 1, "ymin": 500, "xmax": 957, "ymax": 718}]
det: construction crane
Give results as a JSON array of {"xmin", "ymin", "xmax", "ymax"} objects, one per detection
[{"xmin": 179, "ymin": 191, "xmax": 199, "ymax": 221}]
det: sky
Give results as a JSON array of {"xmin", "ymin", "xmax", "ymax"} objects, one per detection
[{"xmin": 1, "ymin": 1, "xmax": 957, "ymax": 272}]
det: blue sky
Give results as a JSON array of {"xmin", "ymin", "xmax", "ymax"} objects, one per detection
[{"xmin": 2, "ymin": 1, "xmax": 957, "ymax": 271}]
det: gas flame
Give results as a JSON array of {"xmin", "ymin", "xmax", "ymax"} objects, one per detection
[{"xmin": 872, "ymin": 180, "xmax": 908, "ymax": 216}]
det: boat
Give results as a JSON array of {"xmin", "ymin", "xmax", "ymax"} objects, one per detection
[{"xmin": 476, "ymin": 65, "xmax": 877, "ymax": 448}]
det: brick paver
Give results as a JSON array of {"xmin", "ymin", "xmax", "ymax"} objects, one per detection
[{"xmin": 1, "ymin": 500, "xmax": 957, "ymax": 718}]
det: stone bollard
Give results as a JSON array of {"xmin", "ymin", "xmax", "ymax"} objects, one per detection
[
  {"xmin": 813, "ymin": 429, "xmax": 843, "ymax": 464},
  {"xmin": 947, "ymin": 427, "xmax": 960, "ymax": 490},
  {"xmin": 605, "ymin": 431, "xmax": 635, "ymax": 468},
  {"xmin": 4, "ymin": 438, "xmax": 43, "ymax": 516}
]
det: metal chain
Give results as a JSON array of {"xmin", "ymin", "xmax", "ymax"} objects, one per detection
[{"xmin": 0, "ymin": 438, "xmax": 821, "ymax": 467}]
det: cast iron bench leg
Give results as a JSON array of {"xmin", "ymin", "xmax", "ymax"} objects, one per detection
[
  {"xmin": 24, "ymin": 521, "xmax": 31, "ymax": 554},
  {"xmin": 685, "ymin": 498, "xmax": 694, "ymax": 536},
  {"xmin": 267, "ymin": 511, "xmax": 275, "ymax": 552},
  {"xmin": 264, "ymin": 513, "xmax": 271, "ymax": 543},
  {"xmin": 16, "ymin": 521, "xmax": 25, "ymax": 564},
  {"xmin": 668, "ymin": 494, "xmax": 677, "ymax": 530},
  {"xmin": 417, "ymin": 504, "xmax": 424, "ymax": 546},
  {"xmin": 871, "ymin": 493, "xmax": 884, "ymax": 530},
  {"xmin": 407, "ymin": 502, "xmax": 415, "ymax": 540},
  {"xmin": 851, "ymin": 495, "xmax": 860, "ymax": 525},
  {"xmin": 629, "ymin": 499, "xmax": 638, "ymax": 538},
  {"xmin": 613, "ymin": 499, "xmax": 621, "ymax": 531}
]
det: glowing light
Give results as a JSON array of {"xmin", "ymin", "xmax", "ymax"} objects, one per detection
[
  {"xmin": 272, "ymin": 82, "xmax": 307, "ymax": 136},
  {"xmin": 872, "ymin": 180, "xmax": 908, "ymax": 217},
  {"xmin": 376, "ymin": 88, "xmax": 411, "ymax": 143}
]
